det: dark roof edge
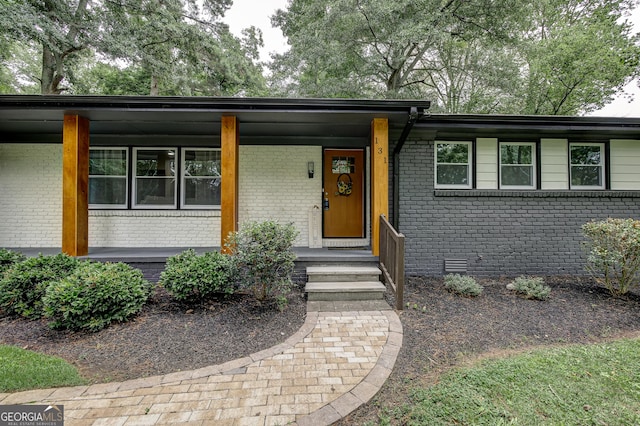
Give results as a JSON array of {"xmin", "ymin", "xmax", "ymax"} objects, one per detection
[
  {"xmin": 416, "ymin": 113, "xmax": 640, "ymax": 127},
  {"xmin": 0, "ymin": 95, "xmax": 431, "ymax": 113}
]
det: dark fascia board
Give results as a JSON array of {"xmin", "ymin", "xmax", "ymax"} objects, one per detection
[
  {"xmin": 416, "ymin": 113, "xmax": 640, "ymax": 132},
  {"xmin": 0, "ymin": 95, "xmax": 432, "ymax": 114}
]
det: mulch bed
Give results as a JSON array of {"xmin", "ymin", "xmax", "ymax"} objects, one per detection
[
  {"xmin": 0, "ymin": 286, "xmax": 307, "ymax": 383},
  {"xmin": 337, "ymin": 276, "xmax": 640, "ymax": 425},
  {"xmin": 1, "ymin": 276, "xmax": 639, "ymax": 425}
]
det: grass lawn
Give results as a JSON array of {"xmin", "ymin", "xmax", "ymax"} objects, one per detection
[
  {"xmin": 0, "ymin": 345, "xmax": 87, "ymax": 392},
  {"xmin": 394, "ymin": 338, "xmax": 640, "ymax": 425}
]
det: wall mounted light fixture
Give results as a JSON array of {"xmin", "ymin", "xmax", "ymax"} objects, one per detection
[{"xmin": 308, "ymin": 161, "xmax": 315, "ymax": 178}]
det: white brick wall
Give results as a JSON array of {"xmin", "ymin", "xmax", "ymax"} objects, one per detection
[
  {"xmin": 89, "ymin": 210, "xmax": 220, "ymax": 247},
  {"xmin": 0, "ymin": 144, "xmax": 220, "ymax": 248},
  {"xmin": 238, "ymin": 146, "xmax": 322, "ymax": 247},
  {"xmin": 0, "ymin": 144, "xmax": 62, "ymax": 247}
]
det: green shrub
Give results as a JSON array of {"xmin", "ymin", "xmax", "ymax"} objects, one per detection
[
  {"xmin": 582, "ymin": 218, "xmax": 640, "ymax": 296},
  {"xmin": 160, "ymin": 249, "xmax": 235, "ymax": 304},
  {"xmin": 443, "ymin": 274, "xmax": 483, "ymax": 297},
  {"xmin": 0, "ymin": 249, "xmax": 26, "ymax": 277},
  {"xmin": 507, "ymin": 276, "xmax": 551, "ymax": 300},
  {"xmin": 43, "ymin": 261, "xmax": 151, "ymax": 332},
  {"xmin": 0, "ymin": 253, "xmax": 82, "ymax": 318},
  {"xmin": 227, "ymin": 221, "xmax": 298, "ymax": 309}
]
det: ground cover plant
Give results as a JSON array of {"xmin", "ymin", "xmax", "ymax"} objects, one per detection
[
  {"xmin": 0, "ymin": 248, "xmax": 25, "ymax": 276},
  {"xmin": 507, "ymin": 275, "xmax": 552, "ymax": 300},
  {"xmin": 0, "ymin": 345, "xmax": 86, "ymax": 392},
  {"xmin": 405, "ymin": 338, "xmax": 640, "ymax": 425},
  {"xmin": 443, "ymin": 273, "xmax": 483, "ymax": 297}
]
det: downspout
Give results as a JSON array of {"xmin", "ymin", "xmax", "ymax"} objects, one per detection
[{"xmin": 392, "ymin": 107, "xmax": 426, "ymax": 229}]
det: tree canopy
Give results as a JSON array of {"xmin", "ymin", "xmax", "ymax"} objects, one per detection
[
  {"xmin": 0, "ymin": 0, "xmax": 638, "ymax": 116},
  {"xmin": 269, "ymin": 0, "xmax": 640, "ymax": 115},
  {"xmin": 0, "ymin": 0, "xmax": 265, "ymax": 95}
]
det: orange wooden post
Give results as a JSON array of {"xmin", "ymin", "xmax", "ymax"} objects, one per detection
[
  {"xmin": 221, "ymin": 116, "xmax": 239, "ymax": 253},
  {"xmin": 371, "ymin": 118, "xmax": 389, "ymax": 256},
  {"xmin": 62, "ymin": 115, "xmax": 90, "ymax": 256}
]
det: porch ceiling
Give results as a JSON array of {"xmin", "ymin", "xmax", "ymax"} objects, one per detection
[{"xmin": 0, "ymin": 96, "xmax": 431, "ymax": 146}]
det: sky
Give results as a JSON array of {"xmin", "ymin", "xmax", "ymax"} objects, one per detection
[{"xmin": 224, "ymin": 0, "xmax": 640, "ymax": 117}]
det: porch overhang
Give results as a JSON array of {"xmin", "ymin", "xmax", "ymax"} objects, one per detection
[
  {"xmin": 0, "ymin": 96, "xmax": 431, "ymax": 146},
  {"xmin": 0, "ymin": 95, "xmax": 431, "ymax": 257}
]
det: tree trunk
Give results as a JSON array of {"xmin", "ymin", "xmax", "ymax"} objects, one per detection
[
  {"xmin": 150, "ymin": 75, "xmax": 159, "ymax": 96},
  {"xmin": 38, "ymin": 0, "xmax": 90, "ymax": 94},
  {"xmin": 41, "ymin": 47, "xmax": 63, "ymax": 94}
]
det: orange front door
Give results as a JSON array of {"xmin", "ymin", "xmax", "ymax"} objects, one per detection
[{"xmin": 323, "ymin": 149, "xmax": 364, "ymax": 238}]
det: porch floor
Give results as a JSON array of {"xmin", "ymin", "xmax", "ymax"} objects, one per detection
[{"xmin": 9, "ymin": 247, "xmax": 377, "ymax": 263}]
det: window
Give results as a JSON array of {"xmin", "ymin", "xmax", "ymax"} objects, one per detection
[
  {"xmin": 570, "ymin": 143, "xmax": 605, "ymax": 189},
  {"xmin": 133, "ymin": 148, "xmax": 177, "ymax": 208},
  {"xmin": 181, "ymin": 148, "xmax": 221, "ymax": 208},
  {"xmin": 435, "ymin": 142, "xmax": 472, "ymax": 188},
  {"xmin": 500, "ymin": 142, "xmax": 536, "ymax": 189},
  {"xmin": 89, "ymin": 148, "xmax": 128, "ymax": 208}
]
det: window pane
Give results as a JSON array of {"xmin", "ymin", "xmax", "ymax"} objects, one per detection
[
  {"xmin": 136, "ymin": 150, "xmax": 176, "ymax": 177},
  {"xmin": 501, "ymin": 145, "xmax": 532, "ymax": 165},
  {"xmin": 571, "ymin": 146, "xmax": 601, "ymax": 165},
  {"xmin": 184, "ymin": 178, "xmax": 221, "ymax": 206},
  {"xmin": 437, "ymin": 144, "xmax": 469, "ymax": 163},
  {"xmin": 331, "ymin": 157, "xmax": 355, "ymax": 174},
  {"xmin": 90, "ymin": 150, "xmax": 127, "ymax": 175},
  {"xmin": 437, "ymin": 165, "xmax": 469, "ymax": 185},
  {"xmin": 136, "ymin": 178, "xmax": 175, "ymax": 205},
  {"xmin": 184, "ymin": 150, "xmax": 221, "ymax": 177},
  {"xmin": 501, "ymin": 166, "xmax": 533, "ymax": 186},
  {"xmin": 572, "ymin": 166, "xmax": 602, "ymax": 186},
  {"xmin": 89, "ymin": 177, "xmax": 126, "ymax": 205}
]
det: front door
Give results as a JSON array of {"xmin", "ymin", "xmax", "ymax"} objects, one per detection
[{"xmin": 323, "ymin": 149, "xmax": 364, "ymax": 238}]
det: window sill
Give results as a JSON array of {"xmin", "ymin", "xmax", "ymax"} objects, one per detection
[
  {"xmin": 89, "ymin": 210, "xmax": 221, "ymax": 217},
  {"xmin": 434, "ymin": 190, "xmax": 640, "ymax": 198}
]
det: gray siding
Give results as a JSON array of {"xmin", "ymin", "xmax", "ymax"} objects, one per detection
[{"xmin": 396, "ymin": 140, "xmax": 640, "ymax": 276}]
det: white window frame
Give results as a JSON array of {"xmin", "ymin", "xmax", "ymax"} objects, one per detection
[
  {"xmin": 570, "ymin": 143, "xmax": 605, "ymax": 190},
  {"xmin": 89, "ymin": 147, "xmax": 128, "ymax": 209},
  {"xmin": 434, "ymin": 141, "xmax": 473, "ymax": 189},
  {"xmin": 499, "ymin": 142, "xmax": 536, "ymax": 190},
  {"xmin": 180, "ymin": 148, "xmax": 222, "ymax": 209},
  {"xmin": 133, "ymin": 147, "xmax": 178, "ymax": 209}
]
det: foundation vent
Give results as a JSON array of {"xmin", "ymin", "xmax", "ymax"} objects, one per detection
[{"xmin": 444, "ymin": 259, "xmax": 468, "ymax": 273}]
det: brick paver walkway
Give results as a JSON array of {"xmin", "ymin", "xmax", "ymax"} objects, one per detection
[{"xmin": 0, "ymin": 302, "xmax": 402, "ymax": 425}]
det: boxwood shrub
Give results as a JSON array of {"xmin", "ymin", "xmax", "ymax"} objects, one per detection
[
  {"xmin": 160, "ymin": 249, "xmax": 235, "ymax": 304},
  {"xmin": 0, "ymin": 253, "xmax": 82, "ymax": 318},
  {"xmin": 43, "ymin": 261, "xmax": 152, "ymax": 332}
]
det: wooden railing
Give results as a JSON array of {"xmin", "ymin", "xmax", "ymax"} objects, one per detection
[{"xmin": 379, "ymin": 214, "xmax": 405, "ymax": 310}]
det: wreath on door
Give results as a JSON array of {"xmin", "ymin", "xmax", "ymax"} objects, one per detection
[{"xmin": 337, "ymin": 173, "xmax": 353, "ymax": 196}]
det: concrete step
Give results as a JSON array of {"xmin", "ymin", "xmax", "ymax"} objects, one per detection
[
  {"xmin": 306, "ymin": 265, "xmax": 381, "ymax": 283},
  {"xmin": 305, "ymin": 281, "xmax": 386, "ymax": 301}
]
